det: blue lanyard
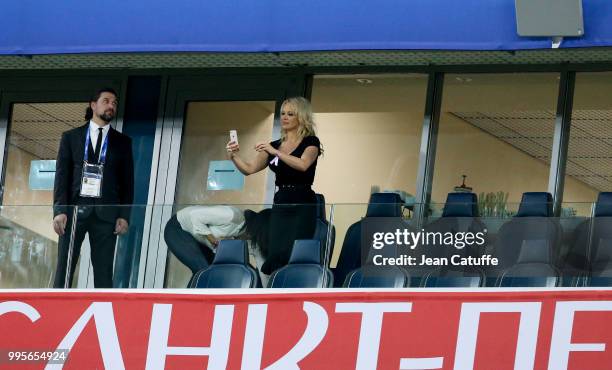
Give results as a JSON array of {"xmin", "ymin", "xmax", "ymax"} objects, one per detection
[{"xmin": 84, "ymin": 126, "xmax": 109, "ymax": 164}]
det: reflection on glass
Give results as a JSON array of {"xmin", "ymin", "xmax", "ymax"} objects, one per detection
[
  {"xmin": 1, "ymin": 102, "xmax": 88, "ymax": 288},
  {"xmin": 0, "ymin": 206, "xmax": 80, "ymax": 288}
]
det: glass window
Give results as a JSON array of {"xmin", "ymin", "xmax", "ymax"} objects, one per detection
[
  {"xmin": 563, "ymin": 72, "xmax": 612, "ymax": 209},
  {"xmin": 311, "ymin": 74, "xmax": 428, "ymax": 203},
  {"xmin": 1, "ymin": 102, "xmax": 87, "ymax": 288},
  {"xmin": 311, "ymin": 74, "xmax": 428, "ymax": 267},
  {"xmin": 165, "ymin": 101, "xmax": 276, "ymax": 288},
  {"xmin": 432, "ymin": 73, "xmax": 560, "ymax": 213}
]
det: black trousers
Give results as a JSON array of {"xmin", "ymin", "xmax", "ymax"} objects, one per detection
[
  {"xmin": 54, "ymin": 212, "xmax": 117, "ymax": 288},
  {"xmin": 164, "ymin": 215, "xmax": 214, "ymax": 274},
  {"xmin": 261, "ymin": 187, "xmax": 317, "ymax": 274}
]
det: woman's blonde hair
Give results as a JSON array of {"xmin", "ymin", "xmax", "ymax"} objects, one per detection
[{"xmin": 280, "ymin": 97, "xmax": 317, "ymax": 142}]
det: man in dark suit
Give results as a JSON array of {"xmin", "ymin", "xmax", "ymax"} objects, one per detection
[{"xmin": 53, "ymin": 87, "xmax": 134, "ymax": 288}]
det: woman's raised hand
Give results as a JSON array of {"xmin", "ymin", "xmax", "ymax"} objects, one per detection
[
  {"xmin": 226, "ymin": 140, "xmax": 240, "ymax": 158},
  {"xmin": 255, "ymin": 142, "xmax": 278, "ymax": 155}
]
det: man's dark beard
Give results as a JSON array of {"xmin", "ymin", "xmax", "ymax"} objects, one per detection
[{"xmin": 99, "ymin": 111, "xmax": 115, "ymax": 122}]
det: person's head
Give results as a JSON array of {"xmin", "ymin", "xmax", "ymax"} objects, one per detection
[
  {"xmin": 280, "ymin": 97, "xmax": 316, "ymax": 141},
  {"xmin": 85, "ymin": 87, "xmax": 118, "ymax": 124}
]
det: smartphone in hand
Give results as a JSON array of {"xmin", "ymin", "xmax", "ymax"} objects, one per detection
[{"xmin": 229, "ymin": 130, "xmax": 238, "ymax": 144}]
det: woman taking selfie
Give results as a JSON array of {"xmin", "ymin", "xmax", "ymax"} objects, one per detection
[{"xmin": 226, "ymin": 97, "xmax": 322, "ymax": 275}]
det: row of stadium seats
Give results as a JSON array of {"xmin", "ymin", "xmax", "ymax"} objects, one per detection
[
  {"xmin": 334, "ymin": 191, "xmax": 612, "ymax": 288},
  {"xmin": 189, "ymin": 239, "xmax": 332, "ymax": 288},
  {"xmin": 186, "ymin": 236, "xmax": 581, "ymax": 288},
  {"xmin": 189, "ymin": 191, "xmax": 612, "ymax": 288}
]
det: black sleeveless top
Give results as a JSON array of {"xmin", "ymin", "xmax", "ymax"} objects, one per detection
[{"xmin": 267, "ymin": 136, "xmax": 321, "ymax": 186}]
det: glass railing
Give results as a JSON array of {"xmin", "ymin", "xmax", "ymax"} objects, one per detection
[
  {"xmin": 0, "ymin": 201, "xmax": 610, "ymax": 289},
  {"xmin": 164, "ymin": 204, "xmax": 271, "ymax": 288},
  {"xmin": 163, "ymin": 203, "xmax": 332, "ymax": 288},
  {"xmin": 0, "ymin": 205, "xmax": 82, "ymax": 288},
  {"xmin": 334, "ymin": 201, "xmax": 607, "ymax": 288}
]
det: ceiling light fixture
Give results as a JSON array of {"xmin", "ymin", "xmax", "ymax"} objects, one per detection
[
  {"xmin": 455, "ymin": 77, "xmax": 473, "ymax": 83},
  {"xmin": 356, "ymin": 78, "xmax": 373, "ymax": 85}
]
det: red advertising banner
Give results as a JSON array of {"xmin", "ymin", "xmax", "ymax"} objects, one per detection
[{"xmin": 0, "ymin": 289, "xmax": 612, "ymax": 369}]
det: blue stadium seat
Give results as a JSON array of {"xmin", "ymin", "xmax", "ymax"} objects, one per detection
[
  {"xmin": 332, "ymin": 192, "xmax": 409, "ymax": 287},
  {"xmin": 190, "ymin": 240, "xmax": 259, "ymax": 288},
  {"xmin": 422, "ymin": 268, "xmax": 484, "ymax": 288},
  {"xmin": 565, "ymin": 193, "xmax": 612, "ymax": 286},
  {"xmin": 592, "ymin": 240, "xmax": 612, "ymax": 273},
  {"xmin": 343, "ymin": 225, "xmax": 411, "ymax": 288},
  {"xmin": 441, "ymin": 192, "xmax": 480, "ymax": 218},
  {"xmin": 498, "ymin": 237, "xmax": 560, "ymax": 287},
  {"xmin": 588, "ymin": 200, "xmax": 612, "ymax": 286},
  {"xmin": 344, "ymin": 266, "xmax": 410, "ymax": 288},
  {"xmin": 588, "ymin": 269, "xmax": 612, "ymax": 287},
  {"xmin": 269, "ymin": 239, "xmax": 333, "ymax": 288},
  {"xmin": 417, "ymin": 192, "xmax": 487, "ymax": 286},
  {"xmin": 488, "ymin": 192, "xmax": 561, "ymax": 286}
]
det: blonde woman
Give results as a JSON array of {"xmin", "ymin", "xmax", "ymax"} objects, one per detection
[{"xmin": 226, "ymin": 97, "xmax": 322, "ymax": 275}]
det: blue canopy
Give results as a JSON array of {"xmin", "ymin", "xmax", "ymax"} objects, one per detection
[{"xmin": 2, "ymin": 0, "xmax": 611, "ymax": 55}]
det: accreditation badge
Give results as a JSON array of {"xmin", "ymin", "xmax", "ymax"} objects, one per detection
[{"xmin": 80, "ymin": 161, "xmax": 104, "ymax": 198}]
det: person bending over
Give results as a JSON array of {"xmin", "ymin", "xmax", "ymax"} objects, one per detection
[{"xmin": 164, "ymin": 206, "xmax": 268, "ymax": 275}]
